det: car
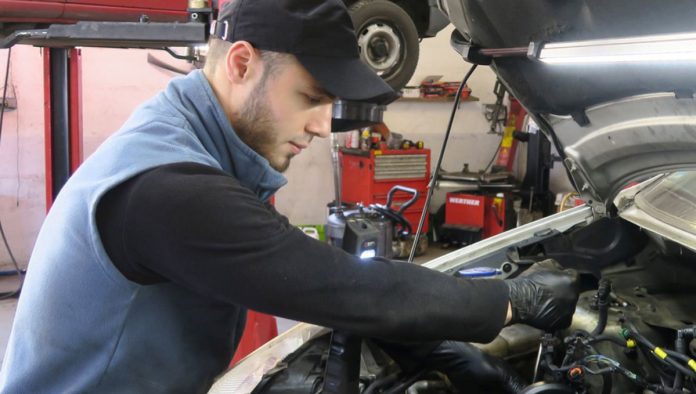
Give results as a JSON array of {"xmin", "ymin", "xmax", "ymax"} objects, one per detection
[
  {"xmin": 207, "ymin": 1, "xmax": 696, "ymax": 393},
  {"xmin": 0, "ymin": 0, "xmax": 449, "ymax": 90},
  {"xmin": 345, "ymin": 0, "xmax": 449, "ymax": 90}
]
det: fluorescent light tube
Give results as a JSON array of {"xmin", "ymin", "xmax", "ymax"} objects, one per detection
[{"xmin": 536, "ymin": 32, "xmax": 696, "ymax": 64}]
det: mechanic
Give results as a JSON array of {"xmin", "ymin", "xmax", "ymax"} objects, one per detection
[{"xmin": 0, "ymin": 1, "xmax": 579, "ymax": 393}]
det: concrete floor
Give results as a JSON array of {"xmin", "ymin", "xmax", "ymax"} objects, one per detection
[{"xmin": 0, "ymin": 244, "xmax": 452, "ymax": 367}]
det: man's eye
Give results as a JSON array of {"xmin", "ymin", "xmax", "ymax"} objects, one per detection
[{"xmin": 305, "ymin": 94, "xmax": 323, "ymax": 105}]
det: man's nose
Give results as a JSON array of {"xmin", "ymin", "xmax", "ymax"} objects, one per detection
[{"xmin": 305, "ymin": 103, "xmax": 332, "ymax": 138}]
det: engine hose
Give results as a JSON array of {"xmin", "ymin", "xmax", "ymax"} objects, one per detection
[
  {"xmin": 381, "ymin": 370, "xmax": 428, "ymax": 394},
  {"xmin": 362, "ymin": 372, "xmax": 400, "ymax": 394},
  {"xmin": 666, "ymin": 349, "xmax": 694, "ymax": 364},
  {"xmin": 674, "ymin": 330, "xmax": 689, "ymax": 392},
  {"xmin": 673, "ymin": 373, "xmax": 684, "ymax": 394},
  {"xmin": 405, "ymin": 380, "xmax": 448, "ymax": 394},
  {"xmin": 589, "ymin": 334, "xmax": 628, "ymax": 348},
  {"xmin": 545, "ymin": 353, "xmax": 571, "ymax": 373},
  {"xmin": 637, "ymin": 345, "xmax": 677, "ymax": 384},
  {"xmin": 624, "ymin": 321, "xmax": 696, "ymax": 380},
  {"xmin": 601, "ymin": 371, "xmax": 613, "ymax": 394},
  {"xmin": 591, "ymin": 279, "xmax": 612, "ymax": 336}
]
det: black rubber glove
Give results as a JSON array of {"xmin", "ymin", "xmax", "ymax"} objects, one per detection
[
  {"xmin": 506, "ymin": 259, "xmax": 579, "ymax": 331},
  {"xmin": 376, "ymin": 340, "xmax": 526, "ymax": 394}
]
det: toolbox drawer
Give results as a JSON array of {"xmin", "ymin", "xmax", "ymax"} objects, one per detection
[{"xmin": 340, "ymin": 148, "xmax": 431, "ymax": 231}]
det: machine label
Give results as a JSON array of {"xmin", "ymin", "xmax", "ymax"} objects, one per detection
[{"xmin": 449, "ymin": 197, "xmax": 481, "ymax": 206}]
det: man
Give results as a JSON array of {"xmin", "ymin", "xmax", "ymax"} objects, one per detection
[{"xmin": 0, "ymin": 0, "xmax": 579, "ymax": 393}]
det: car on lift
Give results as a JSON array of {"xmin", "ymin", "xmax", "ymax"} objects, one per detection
[
  {"xmin": 0, "ymin": 0, "xmax": 449, "ymax": 90},
  {"xmin": 208, "ymin": 1, "xmax": 696, "ymax": 393},
  {"xmin": 345, "ymin": 0, "xmax": 449, "ymax": 89}
]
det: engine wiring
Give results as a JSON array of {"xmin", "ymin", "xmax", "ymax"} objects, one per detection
[
  {"xmin": 534, "ymin": 280, "xmax": 696, "ymax": 394},
  {"xmin": 577, "ymin": 354, "xmax": 645, "ymax": 386},
  {"xmin": 622, "ymin": 320, "xmax": 696, "ymax": 381}
]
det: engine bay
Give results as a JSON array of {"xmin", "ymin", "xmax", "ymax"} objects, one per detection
[{"xmin": 250, "ymin": 216, "xmax": 696, "ymax": 394}]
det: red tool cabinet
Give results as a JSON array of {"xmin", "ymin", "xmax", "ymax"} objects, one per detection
[
  {"xmin": 340, "ymin": 148, "xmax": 431, "ymax": 231},
  {"xmin": 445, "ymin": 192, "xmax": 507, "ymax": 240}
]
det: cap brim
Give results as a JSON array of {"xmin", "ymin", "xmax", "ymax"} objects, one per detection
[{"xmin": 296, "ymin": 55, "xmax": 399, "ymax": 104}]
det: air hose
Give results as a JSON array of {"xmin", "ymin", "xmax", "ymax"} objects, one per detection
[{"xmin": 591, "ymin": 279, "xmax": 612, "ymax": 336}]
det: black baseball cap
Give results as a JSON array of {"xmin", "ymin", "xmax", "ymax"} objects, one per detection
[{"xmin": 211, "ymin": 0, "xmax": 398, "ymax": 104}]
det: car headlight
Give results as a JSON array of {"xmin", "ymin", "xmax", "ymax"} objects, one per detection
[{"xmin": 208, "ymin": 323, "xmax": 328, "ymax": 394}]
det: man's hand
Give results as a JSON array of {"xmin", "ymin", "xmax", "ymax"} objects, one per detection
[
  {"xmin": 427, "ymin": 341, "xmax": 527, "ymax": 393},
  {"xmin": 377, "ymin": 340, "xmax": 526, "ymax": 393},
  {"xmin": 505, "ymin": 259, "xmax": 579, "ymax": 331}
]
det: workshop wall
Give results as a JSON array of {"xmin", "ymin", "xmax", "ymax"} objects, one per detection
[
  {"xmin": 0, "ymin": 47, "xmax": 177, "ymax": 268},
  {"xmin": 275, "ymin": 26, "xmax": 573, "ymax": 225},
  {"xmin": 0, "ymin": 47, "xmax": 46, "ymax": 269},
  {"xmin": 0, "ymin": 26, "xmax": 572, "ymax": 267}
]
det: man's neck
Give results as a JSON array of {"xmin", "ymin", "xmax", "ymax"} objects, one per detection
[{"xmin": 202, "ymin": 68, "xmax": 237, "ymax": 124}]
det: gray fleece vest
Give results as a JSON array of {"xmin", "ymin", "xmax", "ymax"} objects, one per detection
[{"xmin": 0, "ymin": 70, "xmax": 287, "ymax": 393}]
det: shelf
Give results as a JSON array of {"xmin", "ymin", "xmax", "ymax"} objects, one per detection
[{"xmin": 397, "ymin": 95, "xmax": 480, "ymax": 103}]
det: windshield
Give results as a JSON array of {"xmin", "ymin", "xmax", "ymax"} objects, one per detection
[{"xmin": 635, "ymin": 172, "xmax": 696, "ymax": 234}]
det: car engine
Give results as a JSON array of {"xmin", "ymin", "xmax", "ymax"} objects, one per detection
[{"xmin": 249, "ymin": 217, "xmax": 696, "ymax": 394}]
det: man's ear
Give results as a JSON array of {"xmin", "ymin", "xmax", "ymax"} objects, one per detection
[{"xmin": 224, "ymin": 41, "xmax": 260, "ymax": 85}]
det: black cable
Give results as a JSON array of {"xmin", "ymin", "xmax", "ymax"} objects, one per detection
[
  {"xmin": 0, "ymin": 48, "xmax": 23, "ymax": 300},
  {"xmin": 638, "ymin": 345, "xmax": 678, "ymax": 384},
  {"xmin": 673, "ymin": 332, "xmax": 690, "ymax": 392},
  {"xmin": 625, "ymin": 321, "xmax": 696, "ymax": 380},
  {"xmin": 382, "ymin": 370, "xmax": 428, "ymax": 394},
  {"xmin": 408, "ymin": 64, "xmax": 478, "ymax": 262},
  {"xmin": 482, "ymin": 139, "xmax": 502, "ymax": 174},
  {"xmin": 371, "ymin": 206, "xmax": 412, "ymax": 238},
  {"xmin": 591, "ymin": 279, "xmax": 612, "ymax": 336},
  {"xmin": 666, "ymin": 349, "xmax": 694, "ymax": 364},
  {"xmin": 588, "ymin": 334, "xmax": 628, "ymax": 348},
  {"xmin": 363, "ymin": 372, "xmax": 399, "ymax": 394},
  {"xmin": 0, "ymin": 47, "xmax": 11, "ymax": 144},
  {"xmin": 600, "ymin": 371, "xmax": 613, "ymax": 394}
]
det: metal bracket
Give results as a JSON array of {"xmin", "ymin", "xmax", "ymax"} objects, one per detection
[
  {"xmin": 564, "ymin": 157, "xmax": 607, "ymax": 217},
  {"xmin": 1, "ymin": 21, "xmax": 206, "ymax": 49},
  {"xmin": 450, "ymin": 30, "xmax": 492, "ymax": 65}
]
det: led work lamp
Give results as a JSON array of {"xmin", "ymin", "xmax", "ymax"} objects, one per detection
[
  {"xmin": 461, "ymin": 31, "xmax": 696, "ymax": 65},
  {"xmin": 533, "ymin": 32, "xmax": 696, "ymax": 64}
]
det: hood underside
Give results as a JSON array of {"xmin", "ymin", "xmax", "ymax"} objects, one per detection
[
  {"xmin": 441, "ymin": 0, "xmax": 696, "ymax": 204},
  {"xmin": 550, "ymin": 93, "xmax": 696, "ymax": 204}
]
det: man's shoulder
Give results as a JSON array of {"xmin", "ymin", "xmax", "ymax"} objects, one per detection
[
  {"xmin": 136, "ymin": 162, "xmax": 238, "ymax": 187},
  {"xmin": 123, "ymin": 101, "xmax": 190, "ymax": 134}
]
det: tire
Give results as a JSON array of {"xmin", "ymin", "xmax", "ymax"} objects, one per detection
[{"xmin": 348, "ymin": 0, "xmax": 420, "ymax": 91}]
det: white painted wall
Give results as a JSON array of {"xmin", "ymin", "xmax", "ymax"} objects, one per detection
[
  {"xmin": 0, "ymin": 47, "xmax": 179, "ymax": 268},
  {"xmin": 276, "ymin": 26, "xmax": 573, "ymax": 225},
  {"xmin": 0, "ymin": 26, "xmax": 572, "ymax": 267},
  {"xmin": 0, "ymin": 47, "xmax": 48, "ymax": 270}
]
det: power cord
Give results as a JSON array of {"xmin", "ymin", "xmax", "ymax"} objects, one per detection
[
  {"xmin": 408, "ymin": 64, "xmax": 478, "ymax": 262},
  {"xmin": 0, "ymin": 47, "xmax": 24, "ymax": 299},
  {"xmin": 0, "ymin": 47, "xmax": 10, "ymax": 142}
]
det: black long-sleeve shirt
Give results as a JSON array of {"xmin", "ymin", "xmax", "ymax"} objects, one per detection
[{"xmin": 96, "ymin": 162, "xmax": 509, "ymax": 343}]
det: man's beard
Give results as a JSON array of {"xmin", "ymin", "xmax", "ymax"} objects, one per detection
[{"xmin": 232, "ymin": 82, "xmax": 292, "ymax": 173}]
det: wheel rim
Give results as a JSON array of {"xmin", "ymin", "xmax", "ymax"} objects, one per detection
[{"xmin": 356, "ymin": 21, "xmax": 402, "ymax": 77}]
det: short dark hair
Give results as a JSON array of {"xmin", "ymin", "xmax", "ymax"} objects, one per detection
[{"xmin": 203, "ymin": 37, "xmax": 292, "ymax": 80}]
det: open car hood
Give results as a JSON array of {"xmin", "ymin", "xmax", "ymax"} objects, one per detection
[{"xmin": 440, "ymin": 0, "xmax": 696, "ymax": 206}]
